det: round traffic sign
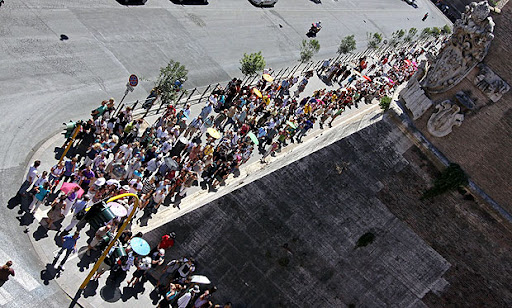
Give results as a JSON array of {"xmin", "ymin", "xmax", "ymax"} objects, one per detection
[{"xmin": 129, "ymin": 74, "xmax": 138, "ymax": 87}]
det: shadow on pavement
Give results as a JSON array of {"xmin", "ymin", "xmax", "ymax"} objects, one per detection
[
  {"xmin": 7, "ymin": 195, "xmax": 21, "ymax": 209},
  {"xmin": 33, "ymin": 225, "xmax": 49, "ymax": 241},
  {"xmin": 16, "ymin": 211, "xmax": 35, "ymax": 227},
  {"xmin": 83, "ymin": 279, "xmax": 99, "ymax": 298},
  {"xmin": 41, "ymin": 263, "xmax": 61, "ymax": 285},
  {"xmin": 121, "ymin": 282, "xmax": 146, "ymax": 302},
  {"xmin": 76, "ymin": 246, "xmax": 97, "ymax": 272},
  {"xmin": 100, "ymin": 284, "xmax": 122, "ymax": 303}
]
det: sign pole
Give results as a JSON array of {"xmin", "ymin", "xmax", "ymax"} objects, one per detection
[
  {"xmin": 58, "ymin": 124, "xmax": 81, "ymax": 165},
  {"xmin": 78, "ymin": 193, "xmax": 140, "ymax": 290}
]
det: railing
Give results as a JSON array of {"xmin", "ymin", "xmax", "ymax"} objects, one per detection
[{"xmin": 124, "ymin": 36, "xmax": 441, "ymax": 121}]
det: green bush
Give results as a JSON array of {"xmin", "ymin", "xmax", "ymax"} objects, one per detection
[
  {"xmin": 240, "ymin": 51, "xmax": 266, "ymax": 77},
  {"xmin": 442, "ymin": 24, "xmax": 452, "ymax": 34},
  {"xmin": 300, "ymin": 39, "xmax": 321, "ymax": 63},
  {"xmin": 338, "ymin": 35, "xmax": 357, "ymax": 55},
  {"xmin": 421, "ymin": 27, "xmax": 432, "ymax": 38},
  {"xmin": 431, "ymin": 27, "xmax": 442, "ymax": 37},
  {"xmin": 156, "ymin": 60, "xmax": 188, "ymax": 105},
  {"xmin": 367, "ymin": 32, "xmax": 383, "ymax": 49},
  {"xmin": 405, "ymin": 27, "xmax": 418, "ymax": 42},
  {"xmin": 421, "ymin": 163, "xmax": 469, "ymax": 200},
  {"xmin": 379, "ymin": 96, "xmax": 392, "ymax": 111}
]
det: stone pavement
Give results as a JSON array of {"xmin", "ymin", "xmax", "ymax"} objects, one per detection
[{"xmin": 19, "ymin": 69, "xmax": 390, "ymax": 307}]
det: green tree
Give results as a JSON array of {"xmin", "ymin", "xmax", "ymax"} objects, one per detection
[
  {"xmin": 421, "ymin": 27, "xmax": 432, "ymax": 38},
  {"xmin": 431, "ymin": 27, "xmax": 442, "ymax": 37},
  {"xmin": 405, "ymin": 27, "xmax": 418, "ymax": 42},
  {"xmin": 300, "ymin": 39, "xmax": 321, "ymax": 63},
  {"xmin": 442, "ymin": 24, "xmax": 452, "ymax": 34},
  {"xmin": 337, "ymin": 35, "xmax": 357, "ymax": 55},
  {"xmin": 390, "ymin": 29, "xmax": 406, "ymax": 46},
  {"xmin": 367, "ymin": 32, "xmax": 383, "ymax": 49},
  {"xmin": 239, "ymin": 51, "xmax": 266, "ymax": 77},
  {"xmin": 379, "ymin": 96, "xmax": 392, "ymax": 111},
  {"xmin": 155, "ymin": 59, "xmax": 188, "ymax": 105}
]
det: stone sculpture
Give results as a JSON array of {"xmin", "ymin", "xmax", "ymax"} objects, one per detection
[
  {"xmin": 427, "ymin": 101, "xmax": 465, "ymax": 137},
  {"xmin": 423, "ymin": 1, "xmax": 495, "ymax": 93},
  {"xmin": 473, "ymin": 63, "xmax": 510, "ymax": 102},
  {"xmin": 400, "ymin": 60, "xmax": 434, "ymax": 119}
]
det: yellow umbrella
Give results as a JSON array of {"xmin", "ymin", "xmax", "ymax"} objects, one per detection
[
  {"xmin": 207, "ymin": 127, "xmax": 221, "ymax": 139},
  {"xmin": 252, "ymin": 88, "xmax": 262, "ymax": 98},
  {"xmin": 262, "ymin": 74, "xmax": 274, "ymax": 82}
]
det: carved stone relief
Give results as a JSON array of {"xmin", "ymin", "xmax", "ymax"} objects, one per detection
[
  {"xmin": 473, "ymin": 63, "xmax": 510, "ymax": 102},
  {"xmin": 427, "ymin": 101, "xmax": 465, "ymax": 137},
  {"xmin": 400, "ymin": 60, "xmax": 434, "ymax": 120},
  {"xmin": 423, "ymin": 1, "xmax": 495, "ymax": 93}
]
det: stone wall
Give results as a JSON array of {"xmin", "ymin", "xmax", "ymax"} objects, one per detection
[
  {"xmin": 145, "ymin": 118, "xmax": 452, "ymax": 307},
  {"xmin": 412, "ymin": 2, "xmax": 512, "ymax": 212}
]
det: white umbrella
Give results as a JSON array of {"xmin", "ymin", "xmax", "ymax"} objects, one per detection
[
  {"xmin": 190, "ymin": 275, "xmax": 211, "ymax": 284},
  {"xmin": 106, "ymin": 179, "xmax": 120, "ymax": 186}
]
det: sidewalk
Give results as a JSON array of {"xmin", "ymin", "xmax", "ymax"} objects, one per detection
[{"xmin": 22, "ymin": 65, "xmax": 394, "ymax": 307}]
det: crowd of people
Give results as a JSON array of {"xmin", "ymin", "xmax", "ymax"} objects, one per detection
[{"xmin": 14, "ymin": 42, "xmax": 427, "ymax": 306}]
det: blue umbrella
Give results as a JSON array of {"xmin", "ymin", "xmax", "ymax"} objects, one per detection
[{"xmin": 130, "ymin": 237, "xmax": 151, "ymax": 256}]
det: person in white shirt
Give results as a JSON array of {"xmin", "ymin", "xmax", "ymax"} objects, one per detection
[
  {"xmin": 128, "ymin": 178, "xmax": 143, "ymax": 194},
  {"xmin": 160, "ymin": 138, "xmax": 172, "ymax": 154},
  {"xmin": 118, "ymin": 143, "xmax": 133, "ymax": 161},
  {"xmin": 177, "ymin": 285, "xmax": 201, "ymax": 308},
  {"xmin": 144, "ymin": 156, "xmax": 162, "ymax": 178},
  {"xmin": 33, "ymin": 171, "xmax": 49, "ymax": 188},
  {"xmin": 18, "ymin": 160, "xmax": 40, "ymax": 196}
]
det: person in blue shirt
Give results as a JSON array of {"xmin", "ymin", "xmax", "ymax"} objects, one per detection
[
  {"xmin": 28, "ymin": 182, "xmax": 50, "ymax": 214},
  {"xmin": 54, "ymin": 231, "xmax": 80, "ymax": 270}
]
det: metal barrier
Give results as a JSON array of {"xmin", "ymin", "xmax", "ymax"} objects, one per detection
[{"xmin": 127, "ymin": 37, "xmax": 442, "ymax": 121}]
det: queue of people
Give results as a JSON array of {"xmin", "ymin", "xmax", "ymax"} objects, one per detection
[{"xmin": 14, "ymin": 42, "xmax": 427, "ymax": 306}]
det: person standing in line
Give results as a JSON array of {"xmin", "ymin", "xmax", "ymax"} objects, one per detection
[
  {"xmin": 54, "ymin": 231, "xmax": 80, "ymax": 271},
  {"xmin": 177, "ymin": 285, "xmax": 201, "ymax": 308},
  {"xmin": 62, "ymin": 195, "xmax": 90, "ymax": 233},
  {"xmin": 18, "ymin": 160, "xmax": 40, "ymax": 196},
  {"xmin": 28, "ymin": 182, "xmax": 50, "ymax": 214},
  {"xmin": 0, "ymin": 261, "xmax": 15, "ymax": 287},
  {"xmin": 48, "ymin": 161, "xmax": 65, "ymax": 190},
  {"xmin": 62, "ymin": 186, "xmax": 79, "ymax": 217}
]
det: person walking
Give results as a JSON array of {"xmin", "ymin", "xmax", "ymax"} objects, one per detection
[
  {"xmin": 18, "ymin": 160, "xmax": 40, "ymax": 196},
  {"xmin": 54, "ymin": 231, "xmax": 80, "ymax": 270},
  {"xmin": 0, "ymin": 261, "xmax": 15, "ymax": 287},
  {"xmin": 422, "ymin": 12, "xmax": 428, "ymax": 21}
]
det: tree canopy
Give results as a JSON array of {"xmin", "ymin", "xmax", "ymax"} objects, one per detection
[
  {"xmin": 155, "ymin": 59, "xmax": 188, "ymax": 105},
  {"xmin": 300, "ymin": 39, "xmax": 321, "ymax": 63},
  {"xmin": 240, "ymin": 51, "xmax": 266, "ymax": 77}
]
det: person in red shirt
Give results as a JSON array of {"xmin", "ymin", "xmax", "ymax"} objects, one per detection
[
  {"xmin": 0, "ymin": 261, "xmax": 15, "ymax": 287},
  {"xmin": 157, "ymin": 232, "xmax": 176, "ymax": 250}
]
